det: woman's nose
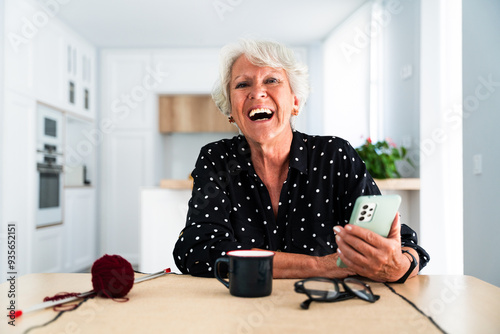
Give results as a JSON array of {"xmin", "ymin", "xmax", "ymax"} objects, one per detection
[{"xmin": 248, "ymin": 84, "xmax": 267, "ymax": 99}]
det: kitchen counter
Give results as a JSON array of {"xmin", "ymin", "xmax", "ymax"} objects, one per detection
[
  {"xmin": 160, "ymin": 178, "xmax": 193, "ymax": 189},
  {"xmin": 374, "ymin": 178, "xmax": 420, "ymax": 190}
]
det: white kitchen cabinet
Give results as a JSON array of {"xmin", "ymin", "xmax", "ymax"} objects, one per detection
[
  {"xmin": 33, "ymin": 21, "xmax": 64, "ymax": 109},
  {"xmin": 6, "ymin": 0, "xmax": 95, "ymax": 120},
  {"xmin": 80, "ymin": 46, "xmax": 95, "ymax": 117},
  {"xmin": 140, "ymin": 188, "xmax": 191, "ymax": 273},
  {"xmin": 4, "ymin": 0, "xmax": 36, "ymax": 95},
  {"xmin": 28, "ymin": 9, "xmax": 96, "ymax": 119},
  {"xmin": 102, "ymin": 51, "xmax": 156, "ymax": 129},
  {"xmin": 63, "ymin": 188, "xmax": 96, "ymax": 272},
  {"xmin": 100, "ymin": 51, "xmax": 158, "ymax": 264},
  {"xmin": 1, "ymin": 0, "xmax": 98, "ymax": 276},
  {"xmin": 63, "ymin": 38, "xmax": 96, "ymax": 120},
  {"xmin": 101, "ymin": 131, "xmax": 156, "ymax": 264},
  {"xmin": 32, "ymin": 226, "xmax": 64, "ymax": 273},
  {"xmin": 1, "ymin": 90, "xmax": 37, "ymax": 276}
]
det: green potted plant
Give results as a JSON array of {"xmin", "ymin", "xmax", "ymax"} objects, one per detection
[{"xmin": 355, "ymin": 138, "xmax": 412, "ymax": 179}]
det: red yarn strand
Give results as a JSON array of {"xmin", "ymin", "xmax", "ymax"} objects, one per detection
[{"xmin": 43, "ymin": 292, "xmax": 82, "ymax": 302}]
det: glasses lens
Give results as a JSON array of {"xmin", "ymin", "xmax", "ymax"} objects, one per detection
[
  {"xmin": 303, "ymin": 279, "xmax": 338, "ymax": 300},
  {"xmin": 344, "ymin": 278, "xmax": 375, "ymax": 302}
]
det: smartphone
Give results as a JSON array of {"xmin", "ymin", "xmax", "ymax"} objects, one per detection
[{"xmin": 336, "ymin": 194, "xmax": 401, "ymax": 268}]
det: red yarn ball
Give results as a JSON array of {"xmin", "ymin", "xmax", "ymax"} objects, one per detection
[{"xmin": 91, "ymin": 254, "xmax": 134, "ymax": 298}]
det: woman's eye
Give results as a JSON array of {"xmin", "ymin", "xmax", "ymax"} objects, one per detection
[
  {"xmin": 266, "ymin": 78, "xmax": 279, "ymax": 84},
  {"xmin": 235, "ymin": 82, "xmax": 248, "ymax": 89}
]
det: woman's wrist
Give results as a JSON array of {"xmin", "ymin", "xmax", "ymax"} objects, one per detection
[
  {"xmin": 314, "ymin": 253, "xmax": 355, "ymax": 278},
  {"xmin": 394, "ymin": 248, "xmax": 419, "ymax": 282}
]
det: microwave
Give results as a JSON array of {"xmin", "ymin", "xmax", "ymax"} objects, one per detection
[{"xmin": 36, "ymin": 104, "xmax": 64, "ymax": 154}]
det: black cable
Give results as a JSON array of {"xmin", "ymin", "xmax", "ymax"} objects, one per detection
[{"xmin": 384, "ymin": 283, "xmax": 447, "ymax": 334}]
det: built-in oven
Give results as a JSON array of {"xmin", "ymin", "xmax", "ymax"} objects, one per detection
[{"xmin": 36, "ymin": 104, "xmax": 64, "ymax": 227}]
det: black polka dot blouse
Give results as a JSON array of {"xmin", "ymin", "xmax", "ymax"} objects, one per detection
[{"xmin": 173, "ymin": 131, "xmax": 429, "ymax": 277}]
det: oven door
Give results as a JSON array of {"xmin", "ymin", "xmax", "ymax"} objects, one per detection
[{"xmin": 36, "ymin": 163, "xmax": 64, "ymax": 227}]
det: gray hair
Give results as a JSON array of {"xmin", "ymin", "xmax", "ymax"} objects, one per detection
[{"xmin": 212, "ymin": 39, "xmax": 310, "ymax": 118}]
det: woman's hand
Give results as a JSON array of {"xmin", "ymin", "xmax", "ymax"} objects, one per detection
[{"xmin": 334, "ymin": 213, "xmax": 418, "ymax": 282}]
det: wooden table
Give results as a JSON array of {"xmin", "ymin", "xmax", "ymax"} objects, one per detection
[{"xmin": 2, "ymin": 274, "xmax": 499, "ymax": 333}]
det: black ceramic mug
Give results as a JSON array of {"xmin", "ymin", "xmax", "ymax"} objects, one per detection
[{"xmin": 215, "ymin": 250, "xmax": 274, "ymax": 297}]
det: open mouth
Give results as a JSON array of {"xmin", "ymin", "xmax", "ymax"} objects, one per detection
[{"xmin": 248, "ymin": 108, "xmax": 274, "ymax": 121}]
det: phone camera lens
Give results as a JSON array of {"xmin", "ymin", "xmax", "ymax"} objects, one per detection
[
  {"xmin": 361, "ymin": 211, "xmax": 367, "ymax": 215},
  {"xmin": 362, "ymin": 205, "xmax": 369, "ymax": 209},
  {"xmin": 359, "ymin": 216, "xmax": 365, "ymax": 221}
]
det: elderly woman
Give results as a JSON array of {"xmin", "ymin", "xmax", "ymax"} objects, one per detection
[{"xmin": 173, "ymin": 39, "xmax": 429, "ymax": 282}]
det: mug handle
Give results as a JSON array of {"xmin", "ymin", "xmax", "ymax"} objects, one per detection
[{"xmin": 215, "ymin": 257, "xmax": 230, "ymax": 288}]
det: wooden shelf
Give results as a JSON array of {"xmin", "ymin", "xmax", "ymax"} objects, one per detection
[
  {"xmin": 159, "ymin": 95, "xmax": 238, "ymax": 133},
  {"xmin": 374, "ymin": 178, "xmax": 420, "ymax": 190}
]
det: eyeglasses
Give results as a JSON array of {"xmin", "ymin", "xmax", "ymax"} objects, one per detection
[{"xmin": 294, "ymin": 277, "xmax": 380, "ymax": 309}]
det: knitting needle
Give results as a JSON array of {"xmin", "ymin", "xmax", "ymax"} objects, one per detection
[
  {"xmin": 134, "ymin": 269, "xmax": 171, "ymax": 283},
  {"xmin": 14, "ymin": 290, "xmax": 95, "ymax": 318},
  {"xmin": 14, "ymin": 268, "xmax": 171, "ymax": 318}
]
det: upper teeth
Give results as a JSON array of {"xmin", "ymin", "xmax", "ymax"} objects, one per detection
[{"xmin": 249, "ymin": 108, "xmax": 272, "ymax": 117}]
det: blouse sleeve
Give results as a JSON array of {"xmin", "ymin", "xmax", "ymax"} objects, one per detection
[
  {"xmin": 172, "ymin": 145, "xmax": 251, "ymax": 277},
  {"xmin": 401, "ymin": 224, "xmax": 430, "ymax": 270}
]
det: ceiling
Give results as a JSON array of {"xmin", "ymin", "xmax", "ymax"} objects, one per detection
[{"xmin": 54, "ymin": 0, "xmax": 369, "ymax": 48}]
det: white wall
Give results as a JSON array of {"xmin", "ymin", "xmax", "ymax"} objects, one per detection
[
  {"xmin": 163, "ymin": 133, "xmax": 235, "ymax": 180},
  {"xmin": 379, "ymin": 0, "xmax": 421, "ymax": 246},
  {"xmin": 0, "ymin": 0, "xmax": 5, "ymax": 278},
  {"xmin": 322, "ymin": 2, "xmax": 372, "ymax": 147},
  {"xmin": 462, "ymin": 0, "xmax": 500, "ymax": 287},
  {"xmin": 419, "ymin": 0, "xmax": 463, "ymax": 275},
  {"xmin": 304, "ymin": 42, "xmax": 324, "ymax": 136},
  {"xmin": 381, "ymin": 0, "xmax": 420, "ymax": 177}
]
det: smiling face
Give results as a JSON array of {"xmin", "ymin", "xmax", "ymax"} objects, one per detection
[{"xmin": 229, "ymin": 55, "xmax": 299, "ymax": 146}]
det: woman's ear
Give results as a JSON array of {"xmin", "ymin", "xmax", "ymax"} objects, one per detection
[{"xmin": 292, "ymin": 96, "xmax": 300, "ymax": 116}]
